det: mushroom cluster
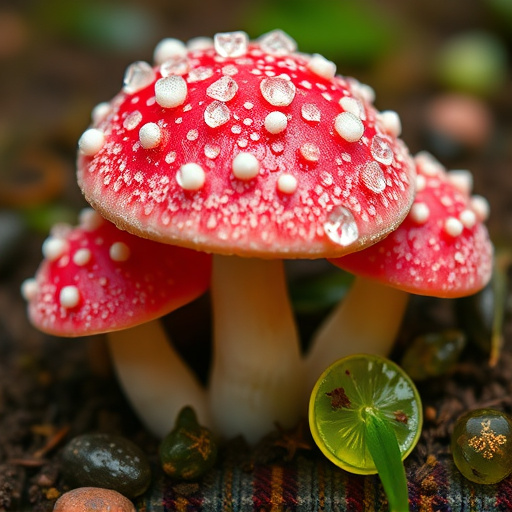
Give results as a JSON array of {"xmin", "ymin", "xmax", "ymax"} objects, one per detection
[{"xmin": 22, "ymin": 30, "xmax": 492, "ymax": 445}]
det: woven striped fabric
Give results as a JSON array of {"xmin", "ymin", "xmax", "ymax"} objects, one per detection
[{"xmin": 135, "ymin": 455, "xmax": 512, "ymax": 511}]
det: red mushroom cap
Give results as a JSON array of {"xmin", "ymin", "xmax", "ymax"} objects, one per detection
[
  {"xmin": 22, "ymin": 209, "xmax": 211, "ymax": 336},
  {"xmin": 329, "ymin": 152, "xmax": 493, "ymax": 297},
  {"xmin": 77, "ymin": 30, "xmax": 415, "ymax": 258}
]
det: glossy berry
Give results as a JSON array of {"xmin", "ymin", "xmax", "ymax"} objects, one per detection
[
  {"xmin": 451, "ymin": 409, "xmax": 512, "ymax": 484},
  {"xmin": 159, "ymin": 406, "xmax": 218, "ymax": 480}
]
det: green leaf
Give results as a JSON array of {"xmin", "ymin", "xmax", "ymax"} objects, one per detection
[{"xmin": 364, "ymin": 410, "xmax": 410, "ymax": 512}]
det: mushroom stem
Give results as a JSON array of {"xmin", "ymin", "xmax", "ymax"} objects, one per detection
[
  {"xmin": 305, "ymin": 276, "xmax": 410, "ymax": 391},
  {"xmin": 107, "ymin": 320, "xmax": 211, "ymax": 438},
  {"xmin": 208, "ymin": 255, "xmax": 304, "ymax": 444}
]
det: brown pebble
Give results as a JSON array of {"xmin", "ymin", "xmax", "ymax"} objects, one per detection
[
  {"xmin": 424, "ymin": 406, "xmax": 437, "ymax": 423},
  {"xmin": 53, "ymin": 487, "xmax": 135, "ymax": 512}
]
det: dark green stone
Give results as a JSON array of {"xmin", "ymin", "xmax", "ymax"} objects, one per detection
[
  {"xmin": 400, "ymin": 329, "xmax": 466, "ymax": 381},
  {"xmin": 61, "ymin": 433, "xmax": 151, "ymax": 498}
]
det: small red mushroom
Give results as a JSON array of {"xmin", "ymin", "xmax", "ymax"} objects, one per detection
[
  {"xmin": 22, "ymin": 208, "xmax": 212, "ymax": 437},
  {"xmin": 75, "ymin": 30, "xmax": 415, "ymax": 442},
  {"xmin": 306, "ymin": 152, "xmax": 493, "ymax": 386}
]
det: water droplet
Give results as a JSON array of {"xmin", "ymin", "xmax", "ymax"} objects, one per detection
[
  {"xmin": 204, "ymin": 144, "xmax": 220, "ymax": 159},
  {"xmin": 123, "ymin": 61, "xmax": 156, "ymax": 94},
  {"xmin": 260, "ymin": 77, "xmax": 296, "ymax": 107},
  {"xmin": 123, "ymin": 111, "xmax": 143, "ymax": 130},
  {"xmin": 259, "ymin": 29, "xmax": 297, "ymax": 56},
  {"xmin": 207, "ymin": 76, "xmax": 238, "ymax": 102},
  {"xmin": 204, "ymin": 101, "xmax": 231, "ymax": 128},
  {"xmin": 301, "ymin": 103, "xmax": 321, "ymax": 122},
  {"xmin": 324, "ymin": 207, "xmax": 359, "ymax": 247},
  {"xmin": 160, "ymin": 56, "xmax": 190, "ymax": 77},
  {"xmin": 214, "ymin": 31, "xmax": 249, "ymax": 58},
  {"xmin": 300, "ymin": 143, "xmax": 320, "ymax": 162},
  {"xmin": 361, "ymin": 161, "xmax": 386, "ymax": 193},
  {"xmin": 371, "ymin": 136, "xmax": 393, "ymax": 165},
  {"xmin": 188, "ymin": 66, "xmax": 214, "ymax": 83}
]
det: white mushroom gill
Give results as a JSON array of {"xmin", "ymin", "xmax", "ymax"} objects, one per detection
[{"xmin": 208, "ymin": 255, "xmax": 305, "ymax": 444}]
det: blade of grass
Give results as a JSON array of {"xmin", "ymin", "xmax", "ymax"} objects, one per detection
[{"xmin": 364, "ymin": 410, "xmax": 409, "ymax": 512}]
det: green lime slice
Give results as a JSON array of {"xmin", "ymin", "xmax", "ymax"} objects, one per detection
[{"xmin": 309, "ymin": 353, "xmax": 423, "ymax": 475}]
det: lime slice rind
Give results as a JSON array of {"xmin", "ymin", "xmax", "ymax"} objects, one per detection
[{"xmin": 309, "ymin": 353, "xmax": 423, "ymax": 475}]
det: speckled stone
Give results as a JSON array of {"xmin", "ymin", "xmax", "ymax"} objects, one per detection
[
  {"xmin": 61, "ymin": 434, "xmax": 151, "ymax": 499},
  {"xmin": 53, "ymin": 487, "xmax": 136, "ymax": 512}
]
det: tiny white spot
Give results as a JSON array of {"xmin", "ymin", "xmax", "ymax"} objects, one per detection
[
  {"xmin": 110, "ymin": 242, "xmax": 131, "ymax": 262},
  {"xmin": 153, "ymin": 38, "xmax": 187, "ymax": 65},
  {"xmin": 42, "ymin": 237, "xmax": 68, "ymax": 261},
  {"xmin": 244, "ymin": 102, "xmax": 254, "ymax": 110},
  {"xmin": 409, "ymin": 202, "xmax": 430, "ymax": 224},
  {"xmin": 334, "ymin": 112, "xmax": 364, "ymax": 142},
  {"xmin": 339, "ymin": 96, "xmax": 364, "ymax": 118},
  {"xmin": 177, "ymin": 163, "xmax": 205, "ymax": 190},
  {"xmin": 232, "ymin": 152, "xmax": 260, "ymax": 180},
  {"xmin": 307, "ymin": 53, "xmax": 336, "ymax": 80},
  {"xmin": 444, "ymin": 217, "xmax": 464, "ymax": 237},
  {"xmin": 139, "ymin": 123, "xmax": 162, "ymax": 149},
  {"xmin": 187, "ymin": 36, "xmax": 214, "ymax": 51},
  {"xmin": 460, "ymin": 209, "xmax": 477, "ymax": 229},
  {"xmin": 91, "ymin": 102, "xmax": 110, "ymax": 125},
  {"xmin": 378, "ymin": 110, "xmax": 402, "ymax": 137},
  {"xmin": 123, "ymin": 111, "xmax": 143, "ymax": 131},
  {"xmin": 21, "ymin": 278, "xmax": 38, "ymax": 301},
  {"xmin": 447, "ymin": 170, "xmax": 473, "ymax": 195},
  {"xmin": 222, "ymin": 64, "xmax": 239, "ymax": 76},
  {"xmin": 471, "ymin": 195, "xmax": 490, "ymax": 222},
  {"xmin": 78, "ymin": 128, "xmax": 105, "ymax": 156},
  {"xmin": 187, "ymin": 129, "xmax": 199, "ymax": 141},
  {"xmin": 264, "ymin": 111, "xmax": 288, "ymax": 134},
  {"xmin": 277, "ymin": 174, "xmax": 298, "ymax": 194},
  {"xmin": 165, "ymin": 151, "xmax": 177, "ymax": 164},
  {"xmin": 73, "ymin": 248, "xmax": 92, "ymax": 266},
  {"xmin": 416, "ymin": 174, "xmax": 427, "ymax": 192},
  {"xmin": 59, "ymin": 286, "xmax": 80, "ymax": 309},
  {"xmin": 155, "ymin": 76, "xmax": 188, "ymax": 108}
]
